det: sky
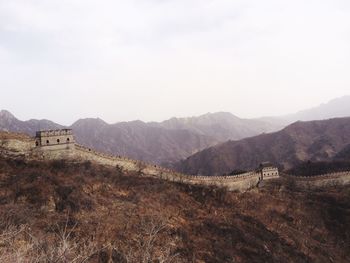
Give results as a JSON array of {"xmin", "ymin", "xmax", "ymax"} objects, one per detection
[{"xmin": 0, "ymin": 0, "xmax": 350, "ymax": 125}]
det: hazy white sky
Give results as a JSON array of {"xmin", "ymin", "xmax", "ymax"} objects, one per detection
[{"xmin": 0, "ymin": 0, "xmax": 349, "ymax": 125}]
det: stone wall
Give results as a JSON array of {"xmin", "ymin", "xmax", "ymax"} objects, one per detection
[
  {"xmin": 73, "ymin": 144, "xmax": 140, "ymax": 171},
  {"xmin": 183, "ymin": 172, "xmax": 262, "ymax": 191},
  {"xmin": 285, "ymin": 172, "xmax": 350, "ymax": 189},
  {"xmin": 0, "ymin": 138, "xmax": 276, "ymax": 192},
  {"xmin": 48, "ymin": 144, "xmax": 263, "ymax": 191},
  {"xmin": 43, "ymin": 145, "xmax": 350, "ymax": 191},
  {"xmin": 3, "ymin": 134, "xmax": 350, "ymax": 192}
]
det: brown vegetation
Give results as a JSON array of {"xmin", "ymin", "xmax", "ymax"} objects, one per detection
[
  {"xmin": 0, "ymin": 157, "xmax": 349, "ymax": 262},
  {"xmin": 0, "ymin": 131, "xmax": 31, "ymax": 140}
]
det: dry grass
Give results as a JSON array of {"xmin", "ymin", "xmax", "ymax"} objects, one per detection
[
  {"xmin": 0, "ymin": 131, "xmax": 31, "ymax": 140},
  {"xmin": 0, "ymin": 157, "xmax": 349, "ymax": 262}
]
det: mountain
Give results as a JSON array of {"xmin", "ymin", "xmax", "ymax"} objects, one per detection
[
  {"xmin": 71, "ymin": 118, "xmax": 217, "ymax": 165},
  {"xmin": 176, "ymin": 117, "xmax": 350, "ymax": 175},
  {"xmin": 287, "ymin": 95, "xmax": 350, "ymax": 122},
  {"xmin": 260, "ymin": 95, "xmax": 350, "ymax": 126},
  {"xmin": 2, "ymin": 95, "xmax": 349, "ymax": 166},
  {"xmin": 152, "ymin": 112, "xmax": 279, "ymax": 142},
  {"xmin": 0, "ymin": 110, "xmax": 281, "ymax": 165},
  {"xmin": 69, "ymin": 112, "xmax": 281, "ymax": 165},
  {"xmin": 0, "ymin": 110, "xmax": 63, "ymax": 135}
]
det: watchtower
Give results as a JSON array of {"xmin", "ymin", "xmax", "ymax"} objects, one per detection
[
  {"xmin": 35, "ymin": 129, "xmax": 75, "ymax": 150},
  {"xmin": 259, "ymin": 162, "xmax": 279, "ymax": 179}
]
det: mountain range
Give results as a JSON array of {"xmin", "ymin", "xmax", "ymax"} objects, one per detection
[
  {"xmin": 176, "ymin": 117, "xmax": 350, "ymax": 175},
  {"xmin": 259, "ymin": 95, "xmax": 350, "ymax": 127},
  {"xmin": 1, "ymin": 95, "xmax": 350, "ymax": 165},
  {"xmin": 0, "ymin": 110, "xmax": 279, "ymax": 164}
]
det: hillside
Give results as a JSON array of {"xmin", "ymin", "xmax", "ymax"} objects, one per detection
[
  {"xmin": 0, "ymin": 156, "xmax": 349, "ymax": 262},
  {"xmin": 176, "ymin": 117, "xmax": 350, "ymax": 175}
]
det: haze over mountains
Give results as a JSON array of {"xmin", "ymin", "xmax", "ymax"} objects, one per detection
[
  {"xmin": 153, "ymin": 112, "xmax": 276, "ymax": 142},
  {"xmin": 1, "ymin": 96, "xmax": 350, "ymax": 165},
  {"xmin": 259, "ymin": 96, "xmax": 350, "ymax": 127},
  {"xmin": 0, "ymin": 110, "xmax": 278, "ymax": 164},
  {"xmin": 0, "ymin": 110, "xmax": 64, "ymax": 135},
  {"xmin": 71, "ymin": 118, "xmax": 217, "ymax": 164}
]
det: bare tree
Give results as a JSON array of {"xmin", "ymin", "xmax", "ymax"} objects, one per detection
[
  {"xmin": 115, "ymin": 215, "xmax": 180, "ymax": 263},
  {"xmin": 0, "ymin": 218, "xmax": 104, "ymax": 263}
]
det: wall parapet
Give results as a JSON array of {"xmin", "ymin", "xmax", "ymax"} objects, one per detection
[
  {"xmin": 185, "ymin": 172, "xmax": 261, "ymax": 182},
  {"xmin": 4, "ymin": 130, "xmax": 350, "ymax": 192},
  {"xmin": 74, "ymin": 144, "xmax": 263, "ymax": 184},
  {"xmin": 285, "ymin": 171, "xmax": 350, "ymax": 181},
  {"xmin": 75, "ymin": 144, "xmax": 139, "ymax": 164},
  {"xmin": 71, "ymin": 144, "xmax": 350, "ymax": 190},
  {"xmin": 45, "ymin": 141, "xmax": 350, "ymax": 190}
]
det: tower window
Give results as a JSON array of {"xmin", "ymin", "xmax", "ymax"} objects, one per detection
[
  {"xmin": 46, "ymin": 140, "xmax": 49, "ymax": 144},
  {"xmin": 57, "ymin": 139, "xmax": 60, "ymax": 144},
  {"xmin": 35, "ymin": 141, "xmax": 39, "ymax": 147},
  {"xmin": 67, "ymin": 138, "xmax": 70, "ymax": 142}
]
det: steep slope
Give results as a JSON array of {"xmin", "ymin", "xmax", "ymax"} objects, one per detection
[
  {"xmin": 71, "ymin": 118, "xmax": 218, "ymax": 165},
  {"xmin": 0, "ymin": 157, "xmax": 349, "ymax": 262},
  {"xmin": 0, "ymin": 110, "xmax": 63, "ymax": 135},
  {"xmin": 176, "ymin": 117, "xmax": 350, "ymax": 175}
]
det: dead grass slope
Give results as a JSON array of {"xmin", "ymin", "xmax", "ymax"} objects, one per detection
[{"xmin": 0, "ymin": 157, "xmax": 349, "ymax": 262}]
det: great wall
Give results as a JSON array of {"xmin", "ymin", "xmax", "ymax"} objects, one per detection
[{"xmin": 1, "ymin": 129, "xmax": 350, "ymax": 191}]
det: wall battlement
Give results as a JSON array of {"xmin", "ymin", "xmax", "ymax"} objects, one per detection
[
  {"xmin": 287, "ymin": 171, "xmax": 350, "ymax": 180},
  {"xmin": 36, "ymin": 129, "xmax": 73, "ymax": 137}
]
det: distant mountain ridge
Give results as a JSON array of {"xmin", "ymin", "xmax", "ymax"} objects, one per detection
[
  {"xmin": 153, "ymin": 112, "xmax": 275, "ymax": 142},
  {"xmin": 176, "ymin": 117, "xmax": 350, "ymax": 175},
  {"xmin": 0, "ymin": 110, "xmax": 279, "ymax": 165},
  {"xmin": 287, "ymin": 96, "xmax": 350, "ymax": 121},
  {"xmin": 0, "ymin": 110, "xmax": 63, "ymax": 135},
  {"xmin": 1, "ymin": 95, "xmax": 349, "ymax": 165},
  {"xmin": 70, "ymin": 118, "xmax": 218, "ymax": 165},
  {"xmin": 259, "ymin": 95, "xmax": 350, "ymax": 127}
]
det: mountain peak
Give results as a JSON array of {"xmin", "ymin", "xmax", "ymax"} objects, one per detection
[
  {"xmin": 0, "ymin": 110, "xmax": 16, "ymax": 120},
  {"xmin": 71, "ymin": 118, "xmax": 108, "ymax": 128}
]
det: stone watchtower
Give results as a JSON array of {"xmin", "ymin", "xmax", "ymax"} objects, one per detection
[
  {"xmin": 35, "ymin": 129, "xmax": 75, "ymax": 150},
  {"xmin": 259, "ymin": 162, "xmax": 279, "ymax": 180}
]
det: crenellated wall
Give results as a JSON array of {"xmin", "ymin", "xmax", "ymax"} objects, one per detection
[
  {"xmin": 2, "ymin": 131, "xmax": 350, "ymax": 192},
  {"xmin": 183, "ymin": 172, "xmax": 263, "ymax": 191},
  {"xmin": 73, "ymin": 144, "xmax": 140, "ymax": 171},
  {"xmin": 38, "ymin": 144, "xmax": 350, "ymax": 191},
  {"xmin": 284, "ymin": 172, "xmax": 350, "ymax": 189}
]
